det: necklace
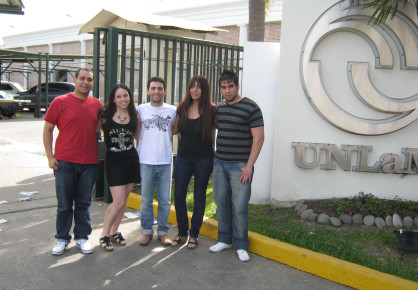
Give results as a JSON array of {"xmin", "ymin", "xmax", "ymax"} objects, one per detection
[{"xmin": 117, "ymin": 114, "xmax": 127, "ymax": 123}]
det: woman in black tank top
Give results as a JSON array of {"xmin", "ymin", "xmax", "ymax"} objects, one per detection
[
  {"xmin": 171, "ymin": 76, "xmax": 217, "ymax": 249},
  {"xmin": 97, "ymin": 84, "xmax": 140, "ymax": 251}
]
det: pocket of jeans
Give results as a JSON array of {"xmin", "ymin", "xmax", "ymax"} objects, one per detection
[
  {"xmin": 55, "ymin": 160, "xmax": 63, "ymax": 172},
  {"xmin": 235, "ymin": 162, "xmax": 247, "ymax": 171}
]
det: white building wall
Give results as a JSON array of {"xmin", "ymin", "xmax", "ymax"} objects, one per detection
[
  {"xmin": 241, "ymin": 42, "xmax": 280, "ymax": 204},
  {"xmin": 157, "ymin": 0, "xmax": 282, "ymax": 27},
  {"xmin": 271, "ymin": 0, "xmax": 418, "ymax": 204},
  {"xmin": 2, "ymin": 25, "xmax": 92, "ymax": 49}
]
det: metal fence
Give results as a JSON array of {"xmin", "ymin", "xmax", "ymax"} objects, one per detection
[{"xmin": 92, "ymin": 26, "xmax": 244, "ymax": 105}]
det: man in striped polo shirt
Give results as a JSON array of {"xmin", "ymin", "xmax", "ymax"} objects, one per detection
[{"xmin": 209, "ymin": 70, "xmax": 264, "ymax": 262}]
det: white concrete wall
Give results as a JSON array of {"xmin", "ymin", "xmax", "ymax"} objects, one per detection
[
  {"xmin": 271, "ymin": 0, "xmax": 418, "ymax": 204},
  {"xmin": 241, "ymin": 42, "xmax": 280, "ymax": 204},
  {"xmin": 2, "ymin": 25, "xmax": 93, "ymax": 49}
]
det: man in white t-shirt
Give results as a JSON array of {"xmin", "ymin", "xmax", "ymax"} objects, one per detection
[{"xmin": 136, "ymin": 76, "xmax": 176, "ymax": 246}]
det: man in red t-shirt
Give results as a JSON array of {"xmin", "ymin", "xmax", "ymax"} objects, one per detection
[{"xmin": 43, "ymin": 68, "xmax": 103, "ymax": 256}]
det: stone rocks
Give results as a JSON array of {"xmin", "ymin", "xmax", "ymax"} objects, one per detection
[
  {"xmin": 403, "ymin": 217, "xmax": 413, "ymax": 228},
  {"xmin": 393, "ymin": 214, "xmax": 403, "ymax": 228},
  {"xmin": 385, "ymin": 216, "xmax": 393, "ymax": 227},
  {"xmin": 297, "ymin": 204, "xmax": 308, "ymax": 216},
  {"xmin": 353, "ymin": 214, "xmax": 363, "ymax": 225},
  {"xmin": 294, "ymin": 200, "xmax": 305, "ymax": 213},
  {"xmin": 375, "ymin": 217, "xmax": 386, "ymax": 229},
  {"xmin": 330, "ymin": 217, "xmax": 341, "ymax": 227},
  {"xmin": 317, "ymin": 213, "xmax": 330, "ymax": 225},
  {"xmin": 301, "ymin": 209, "xmax": 313, "ymax": 220},
  {"xmin": 363, "ymin": 215, "xmax": 375, "ymax": 226},
  {"xmin": 340, "ymin": 214, "xmax": 352, "ymax": 225},
  {"xmin": 294, "ymin": 199, "xmax": 305, "ymax": 209},
  {"xmin": 307, "ymin": 212, "xmax": 318, "ymax": 222},
  {"xmin": 291, "ymin": 200, "xmax": 417, "ymax": 230}
]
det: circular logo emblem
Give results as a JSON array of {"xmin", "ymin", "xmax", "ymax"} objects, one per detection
[{"xmin": 300, "ymin": 0, "xmax": 418, "ymax": 135}]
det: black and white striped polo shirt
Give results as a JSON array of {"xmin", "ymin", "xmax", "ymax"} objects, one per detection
[{"xmin": 215, "ymin": 97, "xmax": 264, "ymax": 162}]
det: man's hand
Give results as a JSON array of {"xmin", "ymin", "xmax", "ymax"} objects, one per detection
[
  {"xmin": 48, "ymin": 156, "xmax": 59, "ymax": 170},
  {"xmin": 240, "ymin": 165, "xmax": 253, "ymax": 184}
]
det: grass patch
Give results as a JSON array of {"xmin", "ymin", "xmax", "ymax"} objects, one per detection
[
  {"xmin": 137, "ymin": 180, "xmax": 417, "ymax": 282},
  {"xmin": 247, "ymin": 205, "xmax": 417, "ymax": 282}
]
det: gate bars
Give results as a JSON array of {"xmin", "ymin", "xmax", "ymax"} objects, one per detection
[{"xmin": 92, "ymin": 26, "xmax": 243, "ymax": 105}]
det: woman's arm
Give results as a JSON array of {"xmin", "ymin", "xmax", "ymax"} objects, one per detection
[
  {"xmin": 134, "ymin": 112, "xmax": 141, "ymax": 143},
  {"xmin": 172, "ymin": 114, "xmax": 180, "ymax": 135}
]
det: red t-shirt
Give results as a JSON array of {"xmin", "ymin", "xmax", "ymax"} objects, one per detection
[{"xmin": 44, "ymin": 93, "xmax": 103, "ymax": 164}]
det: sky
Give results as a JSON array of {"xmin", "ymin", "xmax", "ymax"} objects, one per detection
[{"xmin": 0, "ymin": 0, "xmax": 231, "ymax": 45}]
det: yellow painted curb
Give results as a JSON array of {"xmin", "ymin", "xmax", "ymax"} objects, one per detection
[{"xmin": 126, "ymin": 193, "xmax": 417, "ymax": 290}]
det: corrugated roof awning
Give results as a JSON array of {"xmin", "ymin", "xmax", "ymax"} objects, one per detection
[
  {"xmin": 0, "ymin": 0, "xmax": 24, "ymax": 15},
  {"xmin": 79, "ymin": 8, "xmax": 223, "ymax": 35}
]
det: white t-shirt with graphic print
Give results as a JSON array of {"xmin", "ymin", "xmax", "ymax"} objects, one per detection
[{"xmin": 136, "ymin": 102, "xmax": 176, "ymax": 165}]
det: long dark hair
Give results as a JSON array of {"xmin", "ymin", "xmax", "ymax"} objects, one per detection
[
  {"xmin": 177, "ymin": 76, "xmax": 216, "ymax": 146},
  {"xmin": 99, "ymin": 83, "xmax": 138, "ymax": 133}
]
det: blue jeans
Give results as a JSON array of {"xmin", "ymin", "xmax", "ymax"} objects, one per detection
[
  {"xmin": 140, "ymin": 163, "xmax": 172, "ymax": 236},
  {"xmin": 174, "ymin": 155, "xmax": 213, "ymax": 238},
  {"xmin": 54, "ymin": 161, "xmax": 98, "ymax": 242},
  {"xmin": 213, "ymin": 158, "xmax": 252, "ymax": 250}
]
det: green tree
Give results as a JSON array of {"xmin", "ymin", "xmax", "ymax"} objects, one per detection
[{"xmin": 360, "ymin": 0, "xmax": 417, "ymax": 24}]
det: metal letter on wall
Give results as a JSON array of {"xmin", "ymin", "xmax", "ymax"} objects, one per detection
[{"xmin": 300, "ymin": 0, "xmax": 418, "ymax": 135}]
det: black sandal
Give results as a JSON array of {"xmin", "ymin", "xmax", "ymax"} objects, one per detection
[
  {"xmin": 99, "ymin": 236, "xmax": 114, "ymax": 251},
  {"xmin": 110, "ymin": 232, "xmax": 126, "ymax": 246},
  {"xmin": 187, "ymin": 237, "xmax": 198, "ymax": 249},
  {"xmin": 171, "ymin": 235, "xmax": 188, "ymax": 247}
]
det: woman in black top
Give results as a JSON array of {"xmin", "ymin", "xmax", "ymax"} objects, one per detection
[
  {"xmin": 98, "ymin": 83, "xmax": 140, "ymax": 251},
  {"xmin": 171, "ymin": 76, "xmax": 217, "ymax": 249}
]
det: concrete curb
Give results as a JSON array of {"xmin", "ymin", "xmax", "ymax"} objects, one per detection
[{"xmin": 127, "ymin": 193, "xmax": 417, "ymax": 290}]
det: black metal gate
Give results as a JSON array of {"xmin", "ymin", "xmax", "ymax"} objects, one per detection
[{"xmin": 92, "ymin": 26, "xmax": 244, "ymax": 105}]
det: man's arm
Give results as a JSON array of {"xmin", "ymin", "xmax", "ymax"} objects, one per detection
[
  {"xmin": 43, "ymin": 121, "xmax": 58, "ymax": 170},
  {"xmin": 240, "ymin": 126, "xmax": 264, "ymax": 184}
]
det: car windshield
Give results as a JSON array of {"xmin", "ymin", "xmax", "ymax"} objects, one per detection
[
  {"xmin": 12, "ymin": 83, "xmax": 26, "ymax": 92},
  {"xmin": 0, "ymin": 82, "xmax": 26, "ymax": 92},
  {"xmin": 0, "ymin": 84, "xmax": 13, "ymax": 90}
]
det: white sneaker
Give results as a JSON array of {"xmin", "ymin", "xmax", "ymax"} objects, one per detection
[
  {"xmin": 51, "ymin": 241, "xmax": 68, "ymax": 256},
  {"xmin": 209, "ymin": 242, "xmax": 232, "ymax": 253},
  {"xmin": 237, "ymin": 250, "xmax": 250, "ymax": 262},
  {"xmin": 76, "ymin": 239, "xmax": 93, "ymax": 254}
]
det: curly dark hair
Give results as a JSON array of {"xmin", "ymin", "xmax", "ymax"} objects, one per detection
[
  {"xmin": 219, "ymin": 70, "xmax": 238, "ymax": 86},
  {"xmin": 98, "ymin": 83, "xmax": 138, "ymax": 133}
]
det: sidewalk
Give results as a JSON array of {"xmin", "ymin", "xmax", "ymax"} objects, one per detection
[
  {"xmin": 127, "ymin": 194, "xmax": 417, "ymax": 290},
  {"xmin": 0, "ymin": 201, "xmax": 353, "ymax": 290}
]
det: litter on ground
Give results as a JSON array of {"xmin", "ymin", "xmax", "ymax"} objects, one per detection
[
  {"xmin": 18, "ymin": 191, "xmax": 39, "ymax": 196},
  {"xmin": 124, "ymin": 211, "xmax": 141, "ymax": 219},
  {"xmin": 18, "ymin": 197, "xmax": 32, "ymax": 201}
]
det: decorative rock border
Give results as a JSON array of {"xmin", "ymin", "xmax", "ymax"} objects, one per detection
[{"xmin": 293, "ymin": 199, "xmax": 418, "ymax": 229}]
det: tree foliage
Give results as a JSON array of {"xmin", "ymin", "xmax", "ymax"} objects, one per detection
[{"xmin": 360, "ymin": 0, "xmax": 417, "ymax": 24}]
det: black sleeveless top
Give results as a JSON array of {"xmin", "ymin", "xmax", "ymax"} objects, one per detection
[
  {"xmin": 103, "ymin": 119, "xmax": 140, "ymax": 186},
  {"xmin": 104, "ymin": 119, "xmax": 136, "ymax": 156},
  {"xmin": 177, "ymin": 114, "xmax": 213, "ymax": 160}
]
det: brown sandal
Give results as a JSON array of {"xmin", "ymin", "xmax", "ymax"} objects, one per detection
[
  {"xmin": 171, "ymin": 235, "xmax": 188, "ymax": 247},
  {"xmin": 99, "ymin": 236, "xmax": 114, "ymax": 251},
  {"xmin": 187, "ymin": 237, "xmax": 198, "ymax": 249},
  {"xmin": 110, "ymin": 232, "xmax": 126, "ymax": 246}
]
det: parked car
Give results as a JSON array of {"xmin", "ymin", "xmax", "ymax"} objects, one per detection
[
  {"xmin": 0, "ymin": 91, "xmax": 20, "ymax": 117},
  {"xmin": 18, "ymin": 82, "xmax": 75, "ymax": 111},
  {"xmin": 0, "ymin": 81, "xmax": 27, "ymax": 111}
]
